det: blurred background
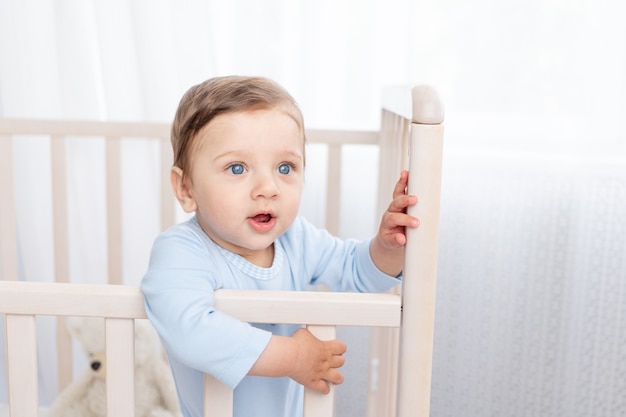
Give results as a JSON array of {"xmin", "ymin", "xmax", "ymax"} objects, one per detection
[{"xmin": 1, "ymin": 0, "xmax": 625, "ymax": 416}]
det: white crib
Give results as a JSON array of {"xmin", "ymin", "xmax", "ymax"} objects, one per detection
[{"xmin": 0, "ymin": 85, "xmax": 444, "ymax": 417}]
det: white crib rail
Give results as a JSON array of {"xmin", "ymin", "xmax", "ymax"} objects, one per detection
[{"xmin": 0, "ymin": 282, "xmax": 400, "ymax": 417}]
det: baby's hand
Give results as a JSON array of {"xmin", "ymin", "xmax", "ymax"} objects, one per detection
[
  {"xmin": 378, "ymin": 170, "xmax": 419, "ymax": 248},
  {"xmin": 289, "ymin": 328, "xmax": 346, "ymax": 394},
  {"xmin": 369, "ymin": 170, "xmax": 418, "ymax": 276}
]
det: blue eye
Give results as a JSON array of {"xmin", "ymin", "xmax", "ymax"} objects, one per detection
[
  {"xmin": 277, "ymin": 163, "xmax": 292, "ymax": 175},
  {"xmin": 228, "ymin": 164, "xmax": 245, "ymax": 175}
]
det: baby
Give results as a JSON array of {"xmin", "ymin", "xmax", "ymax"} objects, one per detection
[{"xmin": 141, "ymin": 75, "xmax": 418, "ymax": 417}]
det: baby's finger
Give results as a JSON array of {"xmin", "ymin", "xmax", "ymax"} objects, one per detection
[
  {"xmin": 392, "ymin": 170, "xmax": 410, "ymax": 199},
  {"xmin": 329, "ymin": 353, "xmax": 345, "ymax": 369},
  {"xmin": 310, "ymin": 379, "xmax": 331, "ymax": 395},
  {"xmin": 325, "ymin": 368, "xmax": 345, "ymax": 386},
  {"xmin": 381, "ymin": 212, "xmax": 419, "ymax": 235},
  {"xmin": 389, "ymin": 233, "xmax": 407, "ymax": 247},
  {"xmin": 329, "ymin": 340, "xmax": 347, "ymax": 355},
  {"xmin": 388, "ymin": 194, "xmax": 418, "ymax": 214}
]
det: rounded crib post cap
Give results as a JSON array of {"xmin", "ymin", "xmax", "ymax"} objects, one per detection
[{"xmin": 412, "ymin": 85, "xmax": 444, "ymax": 124}]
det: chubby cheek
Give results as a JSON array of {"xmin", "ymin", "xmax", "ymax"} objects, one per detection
[
  {"xmin": 191, "ymin": 183, "xmax": 229, "ymax": 216},
  {"xmin": 195, "ymin": 205, "xmax": 237, "ymax": 244},
  {"xmin": 283, "ymin": 187, "xmax": 304, "ymax": 219},
  {"xmin": 200, "ymin": 195, "xmax": 236, "ymax": 225}
]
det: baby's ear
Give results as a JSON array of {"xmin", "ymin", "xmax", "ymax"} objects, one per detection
[{"xmin": 170, "ymin": 166, "xmax": 197, "ymax": 213}]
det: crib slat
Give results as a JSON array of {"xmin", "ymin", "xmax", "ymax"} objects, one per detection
[
  {"xmin": 366, "ymin": 325, "xmax": 399, "ymax": 417},
  {"xmin": 56, "ymin": 317, "xmax": 73, "ymax": 393},
  {"xmin": 367, "ymin": 109, "xmax": 407, "ymax": 417},
  {"xmin": 50, "ymin": 135, "xmax": 75, "ymax": 392},
  {"xmin": 106, "ymin": 137, "xmax": 123, "ymax": 285},
  {"xmin": 0, "ymin": 134, "xmax": 18, "ymax": 281},
  {"xmin": 325, "ymin": 143, "xmax": 342, "ymax": 235},
  {"xmin": 160, "ymin": 137, "xmax": 176, "ymax": 231},
  {"xmin": 50, "ymin": 135, "xmax": 70, "ymax": 284},
  {"xmin": 303, "ymin": 325, "xmax": 337, "ymax": 417},
  {"xmin": 105, "ymin": 318, "xmax": 136, "ymax": 417},
  {"xmin": 5, "ymin": 314, "xmax": 39, "ymax": 417},
  {"xmin": 203, "ymin": 373, "xmax": 233, "ymax": 417}
]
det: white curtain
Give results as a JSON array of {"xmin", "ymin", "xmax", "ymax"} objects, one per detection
[{"xmin": 1, "ymin": 0, "xmax": 625, "ymax": 416}]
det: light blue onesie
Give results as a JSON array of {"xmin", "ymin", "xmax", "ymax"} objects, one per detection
[{"xmin": 141, "ymin": 215, "xmax": 400, "ymax": 417}]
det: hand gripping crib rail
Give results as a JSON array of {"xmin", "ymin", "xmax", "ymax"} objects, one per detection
[{"xmin": 0, "ymin": 85, "xmax": 444, "ymax": 417}]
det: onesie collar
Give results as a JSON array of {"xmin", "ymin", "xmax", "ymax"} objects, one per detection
[{"xmin": 217, "ymin": 242, "xmax": 284, "ymax": 281}]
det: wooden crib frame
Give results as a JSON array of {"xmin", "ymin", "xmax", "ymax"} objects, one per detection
[{"xmin": 0, "ymin": 85, "xmax": 444, "ymax": 417}]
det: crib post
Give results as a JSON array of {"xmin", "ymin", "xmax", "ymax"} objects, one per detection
[{"xmin": 396, "ymin": 86, "xmax": 444, "ymax": 417}]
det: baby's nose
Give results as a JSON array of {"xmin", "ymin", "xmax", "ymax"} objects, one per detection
[{"xmin": 252, "ymin": 174, "xmax": 280, "ymax": 198}]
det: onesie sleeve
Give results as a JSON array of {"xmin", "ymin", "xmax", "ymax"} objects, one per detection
[
  {"xmin": 287, "ymin": 217, "xmax": 402, "ymax": 293},
  {"xmin": 141, "ymin": 225, "xmax": 272, "ymax": 389}
]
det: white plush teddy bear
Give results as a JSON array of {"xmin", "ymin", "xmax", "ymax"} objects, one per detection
[{"xmin": 47, "ymin": 317, "xmax": 182, "ymax": 417}]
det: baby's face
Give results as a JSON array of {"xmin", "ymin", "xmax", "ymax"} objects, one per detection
[{"xmin": 185, "ymin": 108, "xmax": 305, "ymax": 266}]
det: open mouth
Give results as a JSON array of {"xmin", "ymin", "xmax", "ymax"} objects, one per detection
[
  {"xmin": 251, "ymin": 213, "xmax": 273, "ymax": 223},
  {"xmin": 248, "ymin": 212, "xmax": 276, "ymax": 232}
]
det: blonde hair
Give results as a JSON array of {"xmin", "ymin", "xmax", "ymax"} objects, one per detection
[{"xmin": 171, "ymin": 76, "xmax": 306, "ymax": 178}]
